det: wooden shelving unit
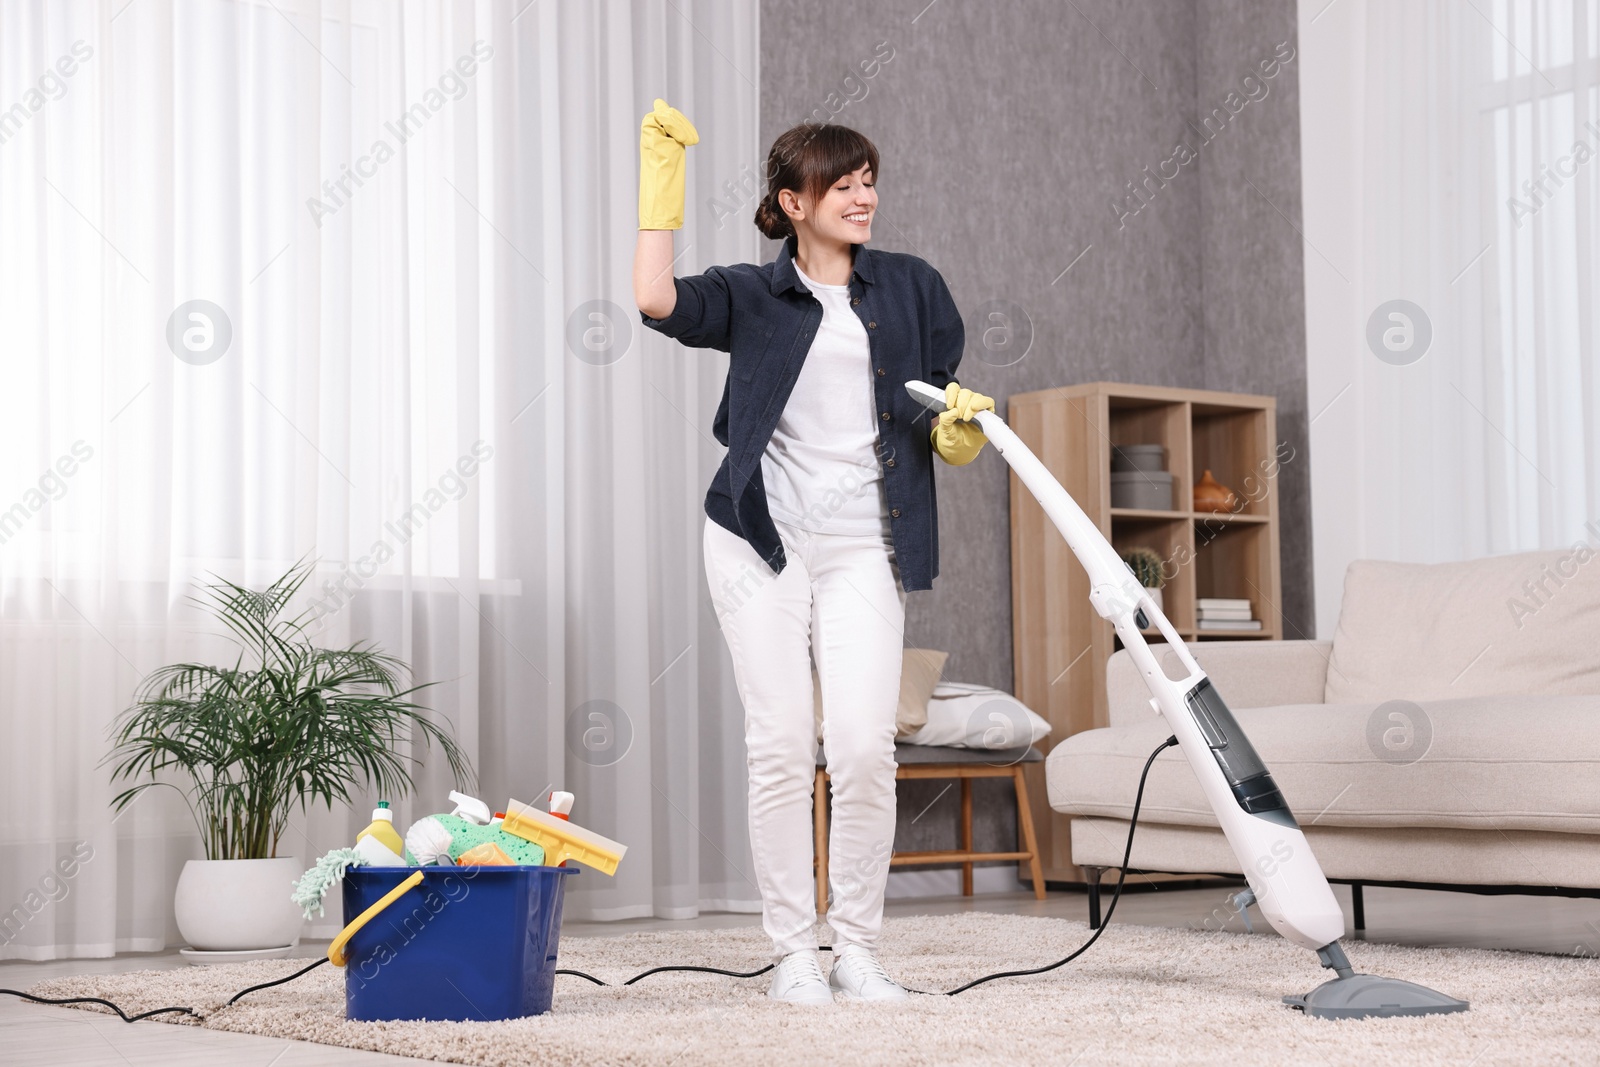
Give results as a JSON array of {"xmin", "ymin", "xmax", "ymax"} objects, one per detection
[{"xmin": 1007, "ymin": 382, "xmax": 1284, "ymax": 886}]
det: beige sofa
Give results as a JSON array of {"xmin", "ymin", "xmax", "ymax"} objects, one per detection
[{"xmin": 1045, "ymin": 547, "xmax": 1600, "ymax": 927}]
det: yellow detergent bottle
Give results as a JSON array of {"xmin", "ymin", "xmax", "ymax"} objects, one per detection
[{"xmin": 355, "ymin": 801, "xmax": 407, "ymax": 865}]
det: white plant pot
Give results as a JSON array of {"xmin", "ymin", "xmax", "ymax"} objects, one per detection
[
  {"xmin": 174, "ymin": 857, "xmax": 305, "ymax": 951},
  {"xmin": 1146, "ymin": 586, "xmax": 1163, "ymax": 614}
]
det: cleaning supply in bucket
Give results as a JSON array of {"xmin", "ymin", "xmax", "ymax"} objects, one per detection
[
  {"xmin": 291, "ymin": 848, "xmax": 367, "ymax": 920},
  {"xmin": 293, "ymin": 791, "xmax": 538, "ymax": 921},
  {"xmin": 353, "ymin": 801, "xmax": 406, "ymax": 866},
  {"xmin": 402, "ymin": 790, "xmax": 546, "ymax": 866},
  {"xmin": 501, "ymin": 795, "xmax": 627, "ymax": 873},
  {"xmin": 549, "ymin": 790, "xmax": 574, "ymax": 819},
  {"xmin": 403, "ymin": 814, "xmax": 546, "ymax": 865},
  {"xmin": 293, "ymin": 802, "xmax": 407, "ymax": 919}
]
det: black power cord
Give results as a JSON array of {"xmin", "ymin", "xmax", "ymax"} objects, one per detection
[
  {"xmin": 0, "ymin": 991, "xmax": 199, "ymax": 1024},
  {"xmin": 558, "ymin": 734, "xmax": 1180, "ymax": 996},
  {"xmin": 223, "ymin": 956, "xmax": 331, "ymax": 1002},
  {"xmin": 574, "ymin": 955, "xmax": 790, "ymax": 986},
  {"xmin": 0, "ymin": 956, "xmax": 330, "ymax": 1022},
  {"xmin": 2, "ymin": 735, "xmax": 1178, "ymax": 1016},
  {"xmin": 923, "ymin": 733, "xmax": 1177, "ymax": 995}
]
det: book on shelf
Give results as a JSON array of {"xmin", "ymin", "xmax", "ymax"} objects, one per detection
[
  {"xmin": 1197, "ymin": 597, "xmax": 1252, "ymax": 610},
  {"xmin": 1198, "ymin": 607, "xmax": 1255, "ymax": 621},
  {"xmin": 1198, "ymin": 619, "xmax": 1263, "ymax": 631}
]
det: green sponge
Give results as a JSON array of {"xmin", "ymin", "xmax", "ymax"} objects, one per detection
[
  {"xmin": 451, "ymin": 816, "xmax": 546, "ymax": 865},
  {"xmin": 404, "ymin": 813, "xmax": 545, "ymax": 866}
]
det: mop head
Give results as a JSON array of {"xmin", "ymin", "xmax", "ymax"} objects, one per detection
[
  {"xmin": 292, "ymin": 847, "xmax": 366, "ymax": 920},
  {"xmin": 1285, "ymin": 974, "xmax": 1470, "ymax": 1019}
]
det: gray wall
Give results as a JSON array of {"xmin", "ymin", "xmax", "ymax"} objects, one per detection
[
  {"xmin": 1194, "ymin": 0, "xmax": 1313, "ymax": 638},
  {"xmin": 758, "ymin": 0, "xmax": 1311, "ymax": 862}
]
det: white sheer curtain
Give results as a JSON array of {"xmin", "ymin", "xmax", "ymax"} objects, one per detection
[
  {"xmin": 1301, "ymin": 0, "xmax": 1599, "ymax": 636},
  {"xmin": 0, "ymin": 0, "xmax": 761, "ymax": 959}
]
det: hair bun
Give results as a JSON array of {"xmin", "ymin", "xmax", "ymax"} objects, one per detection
[{"xmin": 753, "ymin": 193, "xmax": 792, "ymax": 240}]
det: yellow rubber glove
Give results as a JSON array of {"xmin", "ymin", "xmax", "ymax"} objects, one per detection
[
  {"xmin": 639, "ymin": 98, "xmax": 700, "ymax": 230},
  {"xmin": 930, "ymin": 383, "xmax": 995, "ymax": 466}
]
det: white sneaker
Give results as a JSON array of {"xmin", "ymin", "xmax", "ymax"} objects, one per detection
[
  {"xmin": 768, "ymin": 948, "xmax": 834, "ymax": 1006},
  {"xmin": 827, "ymin": 943, "xmax": 910, "ymax": 1002}
]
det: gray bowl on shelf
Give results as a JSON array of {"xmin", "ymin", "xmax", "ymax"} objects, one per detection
[
  {"xmin": 1110, "ymin": 470, "xmax": 1175, "ymax": 510},
  {"xmin": 1111, "ymin": 443, "xmax": 1167, "ymax": 474}
]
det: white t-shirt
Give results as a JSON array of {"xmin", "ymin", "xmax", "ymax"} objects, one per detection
[{"xmin": 760, "ymin": 258, "xmax": 889, "ymax": 535}]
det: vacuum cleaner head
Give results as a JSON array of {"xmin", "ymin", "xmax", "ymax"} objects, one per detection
[{"xmin": 1285, "ymin": 974, "xmax": 1470, "ymax": 1020}]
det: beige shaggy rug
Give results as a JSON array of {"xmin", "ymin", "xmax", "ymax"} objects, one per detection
[{"xmin": 25, "ymin": 911, "xmax": 1600, "ymax": 1066}]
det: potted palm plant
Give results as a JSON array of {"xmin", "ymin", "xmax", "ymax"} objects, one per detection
[
  {"xmin": 1120, "ymin": 546, "xmax": 1167, "ymax": 616},
  {"xmin": 105, "ymin": 559, "xmax": 473, "ymax": 957}
]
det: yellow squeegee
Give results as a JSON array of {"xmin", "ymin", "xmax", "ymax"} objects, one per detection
[{"xmin": 501, "ymin": 797, "xmax": 628, "ymax": 875}]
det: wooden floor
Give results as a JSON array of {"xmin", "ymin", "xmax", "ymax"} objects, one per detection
[{"xmin": 4, "ymin": 881, "xmax": 1597, "ymax": 1066}]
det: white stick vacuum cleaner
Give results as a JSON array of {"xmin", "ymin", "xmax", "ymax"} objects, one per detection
[{"xmin": 906, "ymin": 380, "xmax": 1467, "ymax": 1019}]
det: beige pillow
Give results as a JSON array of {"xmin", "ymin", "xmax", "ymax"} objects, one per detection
[
  {"xmin": 814, "ymin": 648, "xmax": 948, "ymax": 743},
  {"xmin": 1324, "ymin": 549, "xmax": 1600, "ymax": 703}
]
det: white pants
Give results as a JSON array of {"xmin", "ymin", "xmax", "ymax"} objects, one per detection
[{"xmin": 703, "ymin": 514, "xmax": 907, "ymax": 964}]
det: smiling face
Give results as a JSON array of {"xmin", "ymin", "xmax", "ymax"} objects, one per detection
[{"xmin": 780, "ymin": 163, "xmax": 877, "ymax": 247}]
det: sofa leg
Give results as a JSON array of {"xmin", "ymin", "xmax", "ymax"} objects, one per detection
[
  {"xmin": 1084, "ymin": 866, "xmax": 1105, "ymax": 929},
  {"xmin": 1351, "ymin": 881, "xmax": 1366, "ymax": 932}
]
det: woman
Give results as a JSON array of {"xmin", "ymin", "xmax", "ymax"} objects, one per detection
[{"xmin": 632, "ymin": 99, "xmax": 993, "ymax": 1006}]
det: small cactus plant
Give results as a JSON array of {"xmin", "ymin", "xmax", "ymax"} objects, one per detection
[{"xmin": 1120, "ymin": 546, "xmax": 1165, "ymax": 589}]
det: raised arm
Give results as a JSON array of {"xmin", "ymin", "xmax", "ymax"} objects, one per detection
[
  {"xmin": 634, "ymin": 230, "xmax": 677, "ymax": 320},
  {"xmin": 634, "ymin": 99, "xmax": 698, "ymax": 321}
]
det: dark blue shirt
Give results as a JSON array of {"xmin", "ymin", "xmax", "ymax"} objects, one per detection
[{"xmin": 639, "ymin": 234, "xmax": 964, "ymax": 592}]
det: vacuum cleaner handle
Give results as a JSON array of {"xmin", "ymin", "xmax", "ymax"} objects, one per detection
[{"xmin": 906, "ymin": 379, "xmax": 1346, "ymax": 952}]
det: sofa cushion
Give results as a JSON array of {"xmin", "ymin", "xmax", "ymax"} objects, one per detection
[
  {"xmin": 1324, "ymin": 549, "xmax": 1600, "ymax": 703},
  {"xmin": 1107, "ymin": 641, "xmax": 1332, "ymax": 728},
  {"xmin": 1046, "ymin": 694, "xmax": 1600, "ymax": 834}
]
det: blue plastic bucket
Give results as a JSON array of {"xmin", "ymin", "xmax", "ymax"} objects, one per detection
[{"xmin": 340, "ymin": 865, "xmax": 579, "ymax": 1021}]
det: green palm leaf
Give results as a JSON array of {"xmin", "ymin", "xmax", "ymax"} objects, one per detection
[{"xmin": 103, "ymin": 558, "xmax": 475, "ymax": 859}]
